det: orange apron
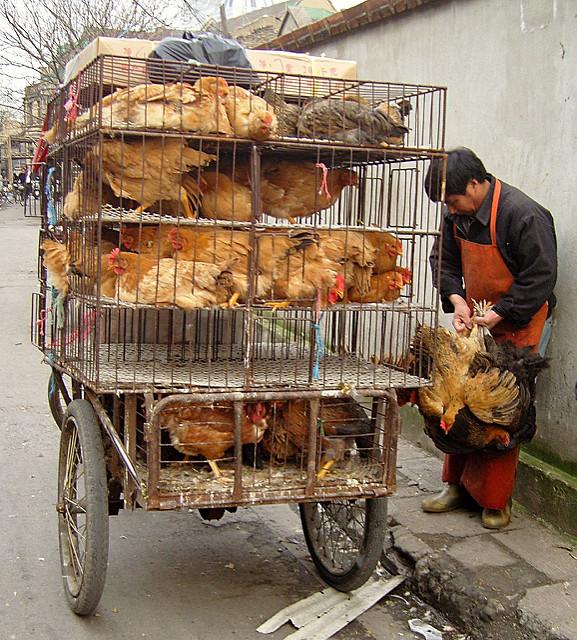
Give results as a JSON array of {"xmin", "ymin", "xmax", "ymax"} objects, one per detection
[{"xmin": 442, "ymin": 179, "xmax": 547, "ymax": 509}]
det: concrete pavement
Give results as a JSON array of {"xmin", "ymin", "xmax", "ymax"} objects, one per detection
[{"xmin": 390, "ymin": 438, "xmax": 577, "ymax": 640}]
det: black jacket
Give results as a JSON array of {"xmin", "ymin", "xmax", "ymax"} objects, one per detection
[{"xmin": 429, "ymin": 176, "xmax": 557, "ymax": 326}]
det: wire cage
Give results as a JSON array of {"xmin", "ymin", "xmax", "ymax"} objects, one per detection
[{"xmin": 35, "ymin": 54, "xmax": 445, "ymax": 509}]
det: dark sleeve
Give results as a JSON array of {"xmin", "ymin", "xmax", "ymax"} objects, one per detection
[
  {"xmin": 430, "ymin": 215, "xmax": 466, "ymax": 313},
  {"xmin": 492, "ymin": 206, "xmax": 557, "ymax": 325}
]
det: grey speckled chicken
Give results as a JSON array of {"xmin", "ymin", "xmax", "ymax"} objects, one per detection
[{"xmin": 297, "ymin": 96, "xmax": 410, "ymax": 146}]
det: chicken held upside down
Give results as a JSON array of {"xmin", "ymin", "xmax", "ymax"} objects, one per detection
[{"xmin": 412, "ymin": 321, "xmax": 548, "ymax": 453}]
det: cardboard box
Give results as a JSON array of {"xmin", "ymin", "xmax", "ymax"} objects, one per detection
[
  {"xmin": 245, "ymin": 49, "xmax": 357, "ymax": 79},
  {"xmin": 64, "ymin": 37, "xmax": 156, "ymax": 86},
  {"xmin": 245, "ymin": 49, "xmax": 357, "ymax": 97},
  {"xmin": 63, "ymin": 38, "xmax": 358, "ymax": 97}
]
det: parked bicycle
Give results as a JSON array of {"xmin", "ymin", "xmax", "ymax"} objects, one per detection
[{"xmin": 0, "ymin": 181, "xmax": 18, "ymax": 207}]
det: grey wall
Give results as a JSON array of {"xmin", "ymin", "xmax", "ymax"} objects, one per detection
[{"xmin": 304, "ymin": 0, "xmax": 577, "ymax": 464}]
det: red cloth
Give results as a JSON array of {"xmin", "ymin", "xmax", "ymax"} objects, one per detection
[{"xmin": 444, "ymin": 179, "xmax": 547, "ymax": 510}]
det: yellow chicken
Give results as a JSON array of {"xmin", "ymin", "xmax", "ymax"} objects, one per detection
[
  {"xmin": 58, "ymin": 78, "xmax": 233, "ymax": 137},
  {"xmin": 225, "ymin": 86, "xmax": 278, "ymax": 140}
]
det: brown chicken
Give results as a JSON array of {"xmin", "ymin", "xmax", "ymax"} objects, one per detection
[
  {"xmin": 41, "ymin": 238, "xmax": 70, "ymax": 297},
  {"xmin": 120, "ymin": 224, "xmax": 174, "ymax": 257},
  {"xmin": 105, "ymin": 249, "xmax": 236, "ymax": 309},
  {"xmin": 169, "ymin": 227, "xmax": 318, "ymax": 304},
  {"xmin": 161, "ymin": 402, "xmax": 268, "ymax": 477},
  {"xmin": 362, "ymin": 230, "xmax": 403, "ymax": 274},
  {"xmin": 413, "ymin": 320, "xmax": 547, "ymax": 453},
  {"xmin": 99, "ymin": 137, "xmax": 215, "ymax": 218},
  {"xmin": 297, "ymin": 96, "xmax": 409, "ymax": 146},
  {"xmin": 199, "ymin": 171, "xmax": 254, "ymax": 222},
  {"xmin": 63, "ymin": 156, "xmax": 132, "ymax": 219},
  {"xmin": 41, "ymin": 235, "xmax": 120, "ymax": 298},
  {"xmin": 68, "ymin": 78, "xmax": 233, "ymax": 136},
  {"xmin": 270, "ymin": 242, "xmax": 345, "ymax": 308},
  {"xmin": 274, "ymin": 398, "xmax": 373, "ymax": 478},
  {"xmin": 260, "ymin": 159, "xmax": 358, "ymax": 222},
  {"xmin": 225, "ymin": 86, "xmax": 278, "ymax": 140},
  {"xmin": 348, "ymin": 267, "xmax": 412, "ymax": 303},
  {"xmin": 317, "ymin": 229, "xmax": 377, "ymax": 297}
]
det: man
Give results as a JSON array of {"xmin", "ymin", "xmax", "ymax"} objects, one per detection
[{"xmin": 424, "ymin": 147, "xmax": 557, "ymax": 529}]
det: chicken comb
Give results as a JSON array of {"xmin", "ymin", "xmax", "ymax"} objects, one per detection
[{"xmin": 109, "ymin": 247, "xmax": 120, "ymax": 265}]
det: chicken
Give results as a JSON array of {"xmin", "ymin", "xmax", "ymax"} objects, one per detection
[
  {"xmin": 120, "ymin": 224, "xmax": 173, "ymax": 257},
  {"xmin": 348, "ymin": 267, "xmax": 412, "ymax": 303},
  {"xmin": 41, "ymin": 234, "xmax": 120, "ymax": 298},
  {"xmin": 270, "ymin": 241, "xmax": 345, "ymax": 308},
  {"xmin": 362, "ymin": 230, "xmax": 403, "ymax": 274},
  {"xmin": 63, "ymin": 157, "xmax": 131, "ymax": 219},
  {"xmin": 68, "ymin": 78, "xmax": 233, "ymax": 136},
  {"xmin": 161, "ymin": 402, "xmax": 268, "ymax": 477},
  {"xmin": 421, "ymin": 341, "xmax": 548, "ymax": 454},
  {"xmin": 412, "ymin": 314, "xmax": 547, "ymax": 452},
  {"xmin": 98, "ymin": 137, "xmax": 215, "ymax": 218},
  {"xmin": 260, "ymin": 159, "xmax": 358, "ymax": 222},
  {"xmin": 224, "ymin": 86, "xmax": 278, "ymax": 140},
  {"xmin": 273, "ymin": 398, "xmax": 373, "ymax": 478},
  {"xmin": 199, "ymin": 171, "xmax": 254, "ymax": 222},
  {"xmin": 105, "ymin": 249, "xmax": 236, "ymax": 309},
  {"xmin": 262, "ymin": 89, "xmax": 300, "ymax": 137},
  {"xmin": 317, "ymin": 230, "xmax": 377, "ymax": 296},
  {"xmin": 297, "ymin": 96, "xmax": 409, "ymax": 147},
  {"xmin": 375, "ymin": 99, "xmax": 412, "ymax": 145},
  {"xmin": 169, "ymin": 227, "xmax": 318, "ymax": 304},
  {"xmin": 168, "ymin": 226, "xmax": 251, "ymax": 305},
  {"xmin": 41, "ymin": 238, "xmax": 70, "ymax": 297}
]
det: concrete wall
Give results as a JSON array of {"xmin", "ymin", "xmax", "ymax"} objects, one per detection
[{"xmin": 304, "ymin": 0, "xmax": 577, "ymax": 465}]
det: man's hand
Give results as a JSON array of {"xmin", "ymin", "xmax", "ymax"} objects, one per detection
[
  {"xmin": 449, "ymin": 294, "xmax": 473, "ymax": 333},
  {"xmin": 474, "ymin": 308, "xmax": 503, "ymax": 330}
]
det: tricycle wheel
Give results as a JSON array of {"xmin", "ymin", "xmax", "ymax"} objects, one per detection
[
  {"xmin": 48, "ymin": 371, "xmax": 81, "ymax": 430},
  {"xmin": 299, "ymin": 497, "xmax": 387, "ymax": 592},
  {"xmin": 57, "ymin": 399, "xmax": 109, "ymax": 615}
]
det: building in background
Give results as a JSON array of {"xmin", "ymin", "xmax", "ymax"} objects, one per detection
[{"xmin": 204, "ymin": 0, "xmax": 337, "ymax": 48}]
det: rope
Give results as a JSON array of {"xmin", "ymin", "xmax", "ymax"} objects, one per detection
[
  {"xmin": 312, "ymin": 288, "xmax": 324, "ymax": 381},
  {"xmin": 315, "ymin": 162, "xmax": 331, "ymax": 200},
  {"xmin": 45, "ymin": 167, "xmax": 57, "ymax": 227},
  {"xmin": 64, "ymin": 74, "xmax": 81, "ymax": 123}
]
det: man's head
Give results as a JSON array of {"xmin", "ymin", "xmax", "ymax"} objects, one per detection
[{"xmin": 425, "ymin": 147, "xmax": 490, "ymax": 215}]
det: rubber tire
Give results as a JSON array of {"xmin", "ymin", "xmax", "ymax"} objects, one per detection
[
  {"xmin": 300, "ymin": 497, "xmax": 387, "ymax": 592},
  {"xmin": 58, "ymin": 400, "xmax": 109, "ymax": 615}
]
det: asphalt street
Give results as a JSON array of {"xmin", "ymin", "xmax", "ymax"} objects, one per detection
[{"xmin": 0, "ymin": 203, "xmax": 463, "ymax": 640}]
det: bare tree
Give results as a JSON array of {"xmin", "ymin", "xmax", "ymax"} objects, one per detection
[{"xmin": 0, "ymin": 0, "xmax": 188, "ymax": 88}]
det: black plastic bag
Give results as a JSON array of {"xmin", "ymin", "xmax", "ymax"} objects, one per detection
[{"xmin": 148, "ymin": 32, "xmax": 259, "ymax": 86}]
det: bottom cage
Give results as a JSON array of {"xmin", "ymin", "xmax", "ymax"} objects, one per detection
[{"xmin": 54, "ymin": 384, "xmax": 397, "ymax": 613}]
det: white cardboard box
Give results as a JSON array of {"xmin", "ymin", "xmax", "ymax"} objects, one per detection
[
  {"xmin": 63, "ymin": 38, "xmax": 358, "ymax": 93},
  {"xmin": 63, "ymin": 37, "xmax": 156, "ymax": 86},
  {"xmin": 245, "ymin": 49, "xmax": 357, "ymax": 79}
]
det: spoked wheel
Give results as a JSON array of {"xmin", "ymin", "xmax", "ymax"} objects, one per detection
[
  {"xmin": 48, "ymin": 371, "xmax": 81, "ymax": 429},
  {"xmin": 57, "ymin": 400, "xmax": 109, "ymax": 615},
  {"xmin": 300, "ymin": 497, "xmax": 387, "ymax": 592}
]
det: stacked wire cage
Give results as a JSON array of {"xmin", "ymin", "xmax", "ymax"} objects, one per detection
[{"xmin": 33, "ymin": 51, "xmax": 446, "ymax": 610}]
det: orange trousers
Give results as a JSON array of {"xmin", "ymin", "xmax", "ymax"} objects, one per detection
[{"xmin": 442, "ymin": 448, "xmax": 520, "ymax": 510}]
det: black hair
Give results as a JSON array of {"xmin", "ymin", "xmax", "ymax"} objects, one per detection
[{"xmin": 424, "ymin": 147, "xmax": 488, "ymax": 202}]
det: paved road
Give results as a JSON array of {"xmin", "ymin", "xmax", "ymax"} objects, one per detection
[{"xmin": 0, "ymin": 203, "xmax": 462, "ymax": 640}]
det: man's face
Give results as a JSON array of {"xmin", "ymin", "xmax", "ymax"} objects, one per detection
[{"xmin": 445, "ymin": 179, "xmax": 483, "ymax": 215}]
